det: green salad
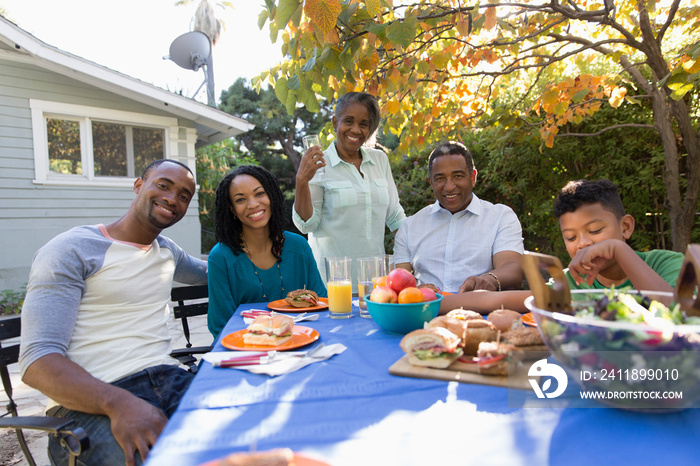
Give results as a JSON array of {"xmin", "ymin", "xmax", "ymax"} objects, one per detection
[
  {"xmin": 538, "ymin": 289, "xmax": 700, "ymax": 409},
  {"xmin": 573, "ymin": 289, "xmax": 700, "ymax": 327}
]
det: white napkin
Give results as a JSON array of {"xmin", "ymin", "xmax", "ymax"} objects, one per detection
[{"xmin": 202, "ymin": 344, "xmax": 346, "ymax": 376}]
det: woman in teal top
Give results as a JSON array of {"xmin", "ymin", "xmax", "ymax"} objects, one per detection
[{"xmin": 207, "ymin": 165, "xmax": 326, "ymax": 338}]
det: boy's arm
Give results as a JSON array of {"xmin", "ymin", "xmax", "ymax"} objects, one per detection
[
  {"xmin": 568, "ymin": 239, "xmax": 673, "ymax": 292},
  {"xmin": 439, "ymin": 289, "xmax": 532, "ymax": 314}
]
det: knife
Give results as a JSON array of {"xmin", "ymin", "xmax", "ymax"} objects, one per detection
[{"xmin": 213, "ymin": 351, "xmax": 277, "ymax": 367}]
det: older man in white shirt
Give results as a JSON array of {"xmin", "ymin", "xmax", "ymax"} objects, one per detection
[{"xmin": 393, "ymin": 141, "xmax": 524, "ymax": 293}]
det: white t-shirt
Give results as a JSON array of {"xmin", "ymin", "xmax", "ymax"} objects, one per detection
[{"xmin": 19, "ymin": 224, "xmax": 207, "ymax": 384}]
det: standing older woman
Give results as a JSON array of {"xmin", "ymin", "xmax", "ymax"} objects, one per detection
[
  {"xmin": 207, "ymin": 165, "xmax": 326, "ymax": 338},
  {"xmin": 293, "ymin": 92, "xmax": 406, "ymax": 288}
]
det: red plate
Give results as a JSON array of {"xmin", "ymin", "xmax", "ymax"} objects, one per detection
[
  {"xmin": 267, "ymin": 297, "xmax": 329, "ymax": 312},
  {"xmin": 199, "ymin": 452, "xmax": 330, "ymax": 466},
  {"xmin": 220, "ymin": 325, "xmax": 320, "ymax": 351},
  {"xmin": 522, "ymin": 312, "xmax": 537, "ymax": 327}
]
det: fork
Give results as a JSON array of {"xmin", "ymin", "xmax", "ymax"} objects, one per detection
[
  {"xmin": 292, "ymin": 312, "xmax": 320, "ymax": 323},
  {"xmin": 295, "ymin": 343, "xmax": 326, "ymax": 358},
  {"xmin": 267, "ymin": 311, "xmax": 319, "ymax": 323}
]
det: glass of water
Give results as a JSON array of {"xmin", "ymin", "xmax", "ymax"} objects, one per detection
[
  {"xmin": 302, "ymin": 134, "xmax": 324, "ymax": 177},
  {"xmin": 358, "ymin": 256, "xmax": 385, "ymax": 318}
]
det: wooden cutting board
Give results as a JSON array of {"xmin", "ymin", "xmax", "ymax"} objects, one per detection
[{"xmin": 389, "ymin": 354, "xmax": 543, "ymax": 390}]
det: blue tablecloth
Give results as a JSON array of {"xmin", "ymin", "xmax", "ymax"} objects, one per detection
[{"xmin": 146, "ymin": 303, "xmax": 700, "ymax": 465}]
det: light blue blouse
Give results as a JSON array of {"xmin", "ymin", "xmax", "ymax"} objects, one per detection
[{"xmin": 292, "ymin": 143, "xmax": 406, "ymax": 288}]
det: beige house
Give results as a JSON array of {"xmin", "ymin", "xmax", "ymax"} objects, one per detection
[{"xmin": 0, "ymin": 15, "xmax": 253, "ymax": 290}]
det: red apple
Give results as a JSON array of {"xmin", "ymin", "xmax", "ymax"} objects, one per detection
[
  {"xmin": 386, "ymin": 268, "xmax": 417, "ymax": 293},
  {"xmin": 419, "ymin": 287, "xmax": 437, "ymax": 302},
  {"xmin": 369, "ymin": 286, "xmax": 398, "ymax": 303}
]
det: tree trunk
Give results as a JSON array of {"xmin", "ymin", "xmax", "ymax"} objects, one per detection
[
  {"xmin": 625, "ymin": 2, "xmax": 698, "ymax": 252},
  {"xmin": 667, "ymin": 98, "xmax": 700, "ymax": 252},
  {"xmin": 649, "ymin": 89, "xmax": 686, "ymax": 252}
]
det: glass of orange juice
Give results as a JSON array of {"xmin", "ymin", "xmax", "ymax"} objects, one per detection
[
  {"xmin": 358, "ymin": 256, "xmax": 385, "ymax": 318},
  {"xmin": 325, "ymin": 257, "xmax": 353, "ymax": 319}
]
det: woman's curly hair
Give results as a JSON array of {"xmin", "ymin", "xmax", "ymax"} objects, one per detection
[{"xmin": 214, "ymin": 165, "xmax": 286, "ymax": 260}]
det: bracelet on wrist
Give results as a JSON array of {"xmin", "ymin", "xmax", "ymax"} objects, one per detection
[{"xmin": 483, "ymin": 272, "xmax": 502, "ymax": 292}]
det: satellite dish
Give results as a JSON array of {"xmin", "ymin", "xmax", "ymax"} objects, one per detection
[
  {"xmin": 165, "ymin": 31, "xmax": 216, "ymax": 106},
  {"xmin": 167, "ymin": 31, "xmax": 211, "ymax": 71}
]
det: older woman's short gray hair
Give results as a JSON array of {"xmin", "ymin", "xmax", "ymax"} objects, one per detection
[{"xmin": 334, "ymin": 92, "xmax": 381, "ymax": 136}]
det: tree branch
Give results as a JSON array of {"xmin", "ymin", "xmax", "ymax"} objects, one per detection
[
  {"xmin": 658, "ymin": 0, "xmax": 681, "ymax": 43},
  {"xmin": 556, "ymin": 123, "xmax": 656, "ymax": 138}
]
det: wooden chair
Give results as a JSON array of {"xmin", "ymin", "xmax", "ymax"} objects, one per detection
[
  {"xmin": 0, "ymin": 314, "xmax": 89, "ymax": 466},
  {"xmin": 169, "ymin": 285, "xmax": 212, "ymax": 373}
]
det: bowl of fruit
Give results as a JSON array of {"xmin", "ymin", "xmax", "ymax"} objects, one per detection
[{"xmin": 365, "ymin": 268, "xmax": 443, "ymax": 334}]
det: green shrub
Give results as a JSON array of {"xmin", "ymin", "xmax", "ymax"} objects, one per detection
[{"xmin": 0, "ymin": 286, "xmax": 26, "ymax": 316}]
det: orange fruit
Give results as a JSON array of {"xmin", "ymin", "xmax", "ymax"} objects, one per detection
[
  {"xmin": 398, "ymin": 287, "xmax": 423, "ymax": 304},
  {"xmin": 374, "ymin": 276, "xmax": 388, "ymax": 289}
]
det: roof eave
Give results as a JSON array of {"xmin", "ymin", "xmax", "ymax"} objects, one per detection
[{"xmin": 0, "ymin": 16, "xmax": 254, "ymax": 143}]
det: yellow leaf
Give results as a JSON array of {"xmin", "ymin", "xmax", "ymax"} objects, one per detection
[
  {"xmin": 545, "ymin": 133, "xmax": 555, "ymax": 148},
  {"xmin": 328, "ymin": 74, "xmax": 339, "ymax": 91},
  {"xmin": 484, "ymin": 7, "xmax": 497, "ymax": 30},
  {"xmin": 364, "ymin": 0, "xmax": 381, "ymax": 17},
  {"xmin": 608, "ymin": 86, "xmax": 627, "ymax": 108},
  {"xmin": 324, "ymin": 26, "xmax": 340, "ymax": 44},
  {"xmin": 682, "ymin": 58, "xmax": 700, "ymax": 74},
  {"xmin": 386, "ymin": 100, "xmax": 400, "ymax": 114},
  {"xmin": 304, "ymin": 0, "xmax": 342, "ymax": 35},
  {"xmin": 456, "ymin": 17, "xmax": 471, "ymax": 37},
  {"xmin": 541, "ymin": 89, "xmax": 559, "ymax": 106}
]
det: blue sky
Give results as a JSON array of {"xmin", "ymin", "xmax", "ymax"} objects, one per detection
[{"xmin": 1, "ymin": 0, "xmax": 283, "ymax": 104}]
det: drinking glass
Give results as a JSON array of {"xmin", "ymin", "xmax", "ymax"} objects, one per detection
[
  {"xmin": 302, "ymin": 134, "xmax": 325, "ymax": 177},
  {"xmin": 384, "ymin": 255, "xmax": 395, "ymax": 274},
  {"xmin": 358, "ymin": 256, "xmax": 386, "ymax": 318},
  {"xmin": 325, "ymin": 257, "xmax": 352, "ymax": 319}
]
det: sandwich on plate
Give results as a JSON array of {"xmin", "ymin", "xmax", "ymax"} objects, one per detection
[
  {"xmin": 285, "ymin": 289, "xmax": 319, "ymax": 308},
  {"xmin": 400, "ymin": 327, "xmax": 464, "ymax": 369},
  {"xmin": 243, "ymin": 314, "xmax": 294, "ymax": 346}
]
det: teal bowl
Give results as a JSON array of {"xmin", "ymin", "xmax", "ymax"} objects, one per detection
[{"xmin": 364, "ymin": 293, "xmax": 443, "ymax": 334}]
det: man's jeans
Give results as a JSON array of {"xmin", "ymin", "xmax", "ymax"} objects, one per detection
[{"xmin": 47, "ymin": 365, "xmax": 193, "ymax": 466}]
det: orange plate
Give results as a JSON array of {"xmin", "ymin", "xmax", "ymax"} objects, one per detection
[
  {"xmin": 267, "ymin": 297, "xmax": 329, "ymax": 312},
  {"xmin": 199, "ymin": 453, "xmax": 330, "ymax": 466},
  {"xmin": 221, "ymin": 325, "xmax": 320, "ymax": 351},
  {"xmin": 522, "ymin": 312, "xmax": 537, "ymax": 327},
  {"xmin": 439, "ymin": 291, "xmax": 454, "ymax": 296}
]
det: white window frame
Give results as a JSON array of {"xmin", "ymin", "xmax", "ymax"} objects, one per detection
[{"xmin": 30, "ymin": 99, "xmax": 180, "ymax": 187}]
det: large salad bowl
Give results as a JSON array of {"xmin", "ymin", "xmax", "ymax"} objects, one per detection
[
  {"xmin": 522, "ymin": 248, "xmax": 700, "ymax": 411},
  {"xmin": 525, "ymin": 290, "xmax": 700, "ymax": 411}
]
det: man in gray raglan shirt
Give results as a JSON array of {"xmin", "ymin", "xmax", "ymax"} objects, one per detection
[{"xmin": 19, "ymin": 160, "xmax": 207, "ymax": 466}]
